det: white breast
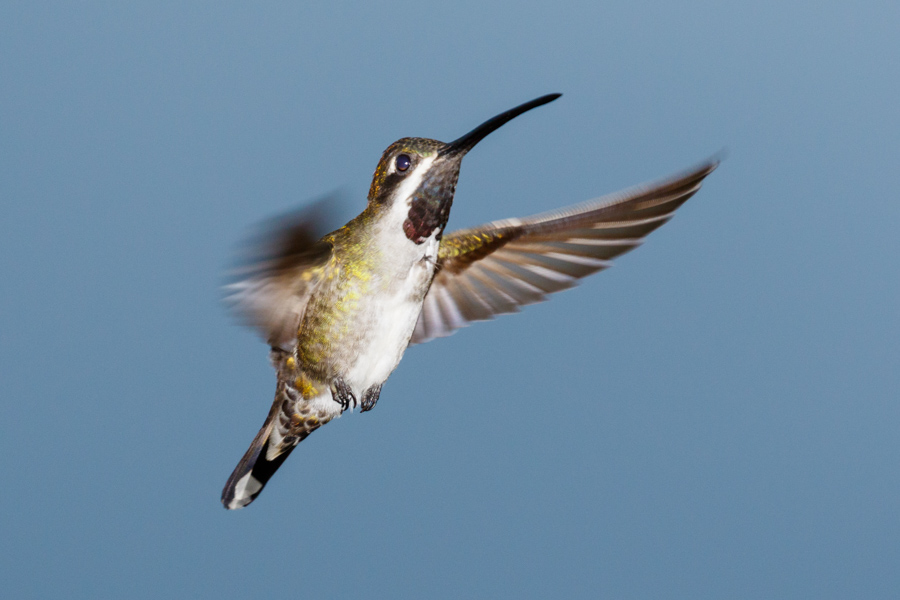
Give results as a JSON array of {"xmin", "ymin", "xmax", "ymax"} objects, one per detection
[
  {"xmin": 345, "ymin": 154, "xmax": 442, "ymax": 398},
  {"xmin": 345, "ymin": 234, "xmax": 438, "ymax": 394}
]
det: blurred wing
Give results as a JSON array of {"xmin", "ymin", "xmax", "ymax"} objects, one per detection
[
  {"xmin": 224, "ymin": 199, "xmax": 338, "ymax": 350},
  {"xmin": 410, "ymin": 159, "xmax": 719, "ymax": 344}
]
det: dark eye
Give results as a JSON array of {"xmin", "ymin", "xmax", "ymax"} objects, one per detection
[{"xmin": 395, "ymin": 154, "xmax": 411, "ymax": 172}]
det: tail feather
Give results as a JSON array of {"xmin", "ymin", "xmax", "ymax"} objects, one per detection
[
  {"xmin": 222, "ymin": 369, "xmax": 339, "ymax": 509},
  {"xmin": 221, "ymin": 445, "xmax": 299, "ymax": 510},
  {"xmin": 221, "ymin": 386, "xmax": 308, "ymax": 510}
]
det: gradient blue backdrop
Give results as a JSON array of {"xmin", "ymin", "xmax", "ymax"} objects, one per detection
[{"xmin": 2, "ymin": 2, "xmax": 898, "ymax": 598}]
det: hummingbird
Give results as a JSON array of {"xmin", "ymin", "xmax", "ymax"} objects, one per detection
[{"xmin": 221, "ymin": 93, "xmax": 718, "ymax": 509}]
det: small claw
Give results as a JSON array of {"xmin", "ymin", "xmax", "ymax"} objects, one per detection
[
  {"xmin": 331, "ymin": 377, "xmax": 357, "ymax": 413},
  {"xmin": 360, "ymin": 384, "xmax": 382, "ymax": 413}
]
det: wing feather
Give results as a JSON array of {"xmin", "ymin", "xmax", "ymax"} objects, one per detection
[
  {"xmin": 224, "ymin": 200, "xmax": 338, "ymax": 349},
  {"xmin": 410, "ymin": 159, "xmax": 719, "ymax": 344}
]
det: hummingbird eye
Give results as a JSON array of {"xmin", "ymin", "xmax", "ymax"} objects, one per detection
[{"xmin": 395, "ymin": 154, "xmax": 411, "ymax": 172}]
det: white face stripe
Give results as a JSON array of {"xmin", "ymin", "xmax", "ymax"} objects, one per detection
[
  {"xmin": 379, "ymin": 154, "xmax": 439, "ymax": 238},
  {"xmin": 377, "ymin": 153, "xmax": 438, "ymax": 253},
  {"xmin": 392, "ymin": 154, "xmax": 437, "ymax": 207}
]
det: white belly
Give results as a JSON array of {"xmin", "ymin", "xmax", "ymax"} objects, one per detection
[
  {"xmin": 285, "ymin": 250, "xmax": 434, "ymax": 425},
  {"xmin": 344, "ymin": 234, "xmax": 438, "ymax": 396}
]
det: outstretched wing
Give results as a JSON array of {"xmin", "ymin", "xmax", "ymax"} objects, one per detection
[
  {"xmin": 410, "ymin": 159, "xmax": 719, "ymax": 344},
  {"xmin": 224, "ymin": 199, "xmax": 338, "ymax": 350}
]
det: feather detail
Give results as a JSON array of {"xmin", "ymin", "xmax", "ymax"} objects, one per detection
[{"xmin": 410, "ymin": 159, "xmax": 719, "ymax": 344}]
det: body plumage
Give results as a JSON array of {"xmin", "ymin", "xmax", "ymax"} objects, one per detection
[{"xmin": 221, "ymin": 94, "xmax": 719, "ymax": 509}]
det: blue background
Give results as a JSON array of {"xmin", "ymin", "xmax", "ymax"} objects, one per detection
[{"xmin": 2, "ymin": 2, "xmax": 898, "ymax": 598}]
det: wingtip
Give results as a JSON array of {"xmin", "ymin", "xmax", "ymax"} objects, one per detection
[
  {"xmin": 679, "ymin": 154, "xmax": 723, "ymax": 181},
  {"xmin": 706, "ymin": 148, "xmax": 728, "ymax": 170}
]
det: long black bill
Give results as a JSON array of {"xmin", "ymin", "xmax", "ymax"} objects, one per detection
[{"xmin": 439, "ymin": 93, "xmax": 562, "ymax": 157}]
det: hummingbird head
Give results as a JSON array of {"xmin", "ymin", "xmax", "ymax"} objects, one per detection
[{"xmin": 367, "ymin": 93, "xmax": 562, "ymax": 244}]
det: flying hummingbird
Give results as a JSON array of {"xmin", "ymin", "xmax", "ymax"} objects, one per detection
[{"xmin": 221, "ymin": 93, "xmax": 718, "ymax": 509}]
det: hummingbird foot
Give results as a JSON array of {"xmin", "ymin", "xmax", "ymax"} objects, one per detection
[
  {"xmin": 331, "ymin": 377, "xmax": 357, "ymax": 413},
  {"xmin": 360, "ymin": 384, "xmax": 382, "ymax": 413}
]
